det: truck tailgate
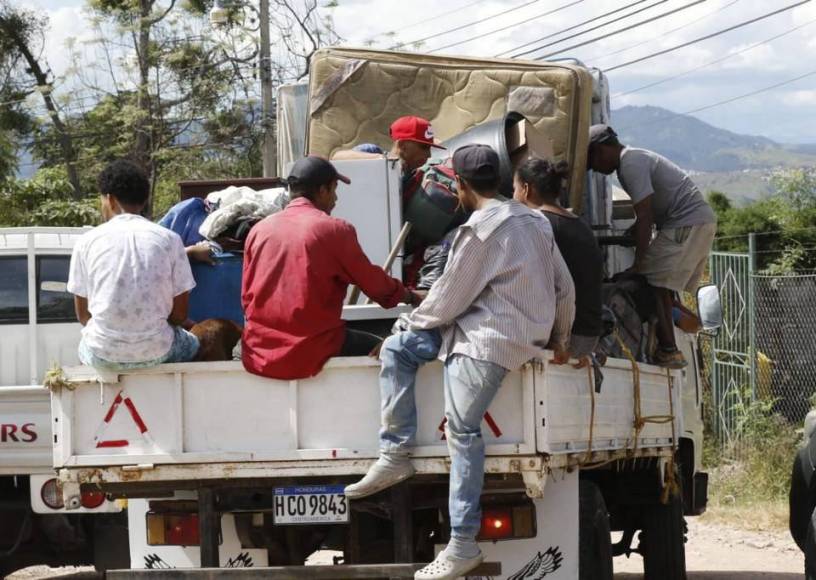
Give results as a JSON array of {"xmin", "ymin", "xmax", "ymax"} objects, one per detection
[{"xmin": 52, "ymin": 356, "xmax": 680, "ymax": 470}]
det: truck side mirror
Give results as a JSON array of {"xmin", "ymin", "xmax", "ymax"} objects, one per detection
[{"xmin": 696, "ymin": 284, "xmax": 723, "ymax": 337}]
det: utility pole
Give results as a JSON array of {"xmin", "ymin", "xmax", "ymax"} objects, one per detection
[{"xmin": 258, "ymin": 0, "xmax": 277, "ymax": 177}]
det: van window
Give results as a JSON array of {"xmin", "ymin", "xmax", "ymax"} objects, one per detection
[
  {"xmin": 0, "ymin": 257, "xmax": 28, "ymax": 324},
  {"xmin": 38, "ymin": 256, "xmax": 75, "ymax": 323}
]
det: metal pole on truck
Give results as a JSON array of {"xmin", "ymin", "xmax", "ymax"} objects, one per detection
[{"xmin": 259, "ymin": 0, "xmax": 277, "ymax": 178}]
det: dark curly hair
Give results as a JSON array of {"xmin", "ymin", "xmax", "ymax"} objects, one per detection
[
  {"xmin": 97, "ymin": 159, "xmax": 150, "ymax": 207},
  {"xmin": 515, "ymin": 157, "xmax": 569, "ymax": 202}
]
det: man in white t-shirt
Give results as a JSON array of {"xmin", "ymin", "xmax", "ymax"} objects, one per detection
[
  {"xmin": 67, "ymin": 160, "xmax": 199, "ymax": 370},
  {"xmin": 588, "ymin": 125, "xmax": 717, "ymax": 369}
]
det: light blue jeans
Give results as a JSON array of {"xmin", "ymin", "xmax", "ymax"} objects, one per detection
[
  {"xmin": 379, "ymin": 330, "xmax": 508, "ymax": 544},
  {"xmin": 78, "ymin": 326, "xmax": 200, "ymax": 371}
]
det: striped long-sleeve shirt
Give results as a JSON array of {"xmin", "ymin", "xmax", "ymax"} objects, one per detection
[{"xmin": 407, "ymin": 199, "xmax": 576, "ymax": 371}]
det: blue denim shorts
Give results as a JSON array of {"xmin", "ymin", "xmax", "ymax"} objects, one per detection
[{"xmin": 78, "ymin": 326, "xmax": 200, "ymax": 371}]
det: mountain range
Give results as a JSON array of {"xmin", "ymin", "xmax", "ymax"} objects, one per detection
[{"xmin": 611, "ymin": 105, "xmax": 816, "ymax": 203}]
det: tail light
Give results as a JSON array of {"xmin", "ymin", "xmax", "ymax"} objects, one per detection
[
  {"xmin": 41, "ymin": 478, "xmax": 64, "ymax": 510},
  {"xmin": 477, "ymin": 504, "xmax": 536, "ymax": 542},
  {"xmin": 147, "ymin": 512, "xmax": 200, "ymax": 546},
  {"xmin": 480, "ymin": 510, "xmax": 513, "ymax": 540},
  {"xmin": 81, "ymin": 489, "xmax": 107, "ymax": 509}
]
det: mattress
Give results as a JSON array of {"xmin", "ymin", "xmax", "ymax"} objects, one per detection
[{"xmin": 307, "ymin": 48, "xmax": 594, "ymax": 211}]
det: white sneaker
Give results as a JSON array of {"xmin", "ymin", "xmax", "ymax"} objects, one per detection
[
  {"xmin": 415, "ymin": 549, "xmax": 484, "ymax": 580},
  {"xmin": 344, "ymin": 456, "xmax": 415, "ymax": 499}
]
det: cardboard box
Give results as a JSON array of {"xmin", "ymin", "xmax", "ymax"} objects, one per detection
[{"xmin": 507, "ymin": 118, "xmax": 555, "ymax": 170}]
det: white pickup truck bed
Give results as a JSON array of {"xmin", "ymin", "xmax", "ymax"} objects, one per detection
[{"xmin": 52, "ymin": 352, "xmax": 682, "ymax": 499}]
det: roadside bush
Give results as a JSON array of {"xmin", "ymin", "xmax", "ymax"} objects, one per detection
[
  {"xmin": 704, "ymin": 393, "xmax": 800, "ymax": 529},
  {"xmin": 0, "ymin": 166, "xmax": 98, "ymax": 227},
  {"xmin": 711, "ymin": 397, "xmax": 800, "ymax": 503}
]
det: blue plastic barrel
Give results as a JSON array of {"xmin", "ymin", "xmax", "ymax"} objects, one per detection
[{"xmin": 188, "ymin": 253, "xmax": 244, "ymax": 325}]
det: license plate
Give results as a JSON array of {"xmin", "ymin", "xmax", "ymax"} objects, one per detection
[{"xmin": 273, "ymin": 485, "xmax": 349, "ymax": 525}]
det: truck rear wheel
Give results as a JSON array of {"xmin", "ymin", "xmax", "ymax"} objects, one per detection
[
  {"xmin": 92, "ymin": 515, "xmax": 130, "ymax": 572},
  {"xmin": 640, "ymin": 486, "xmax": 687, "ymax": 580},
  {"xmin": 579, "ymin": 480, "xmax": 613, "ymax": 580},
  {"xmin": 804, "ymin": 506, "xmax": 816, "ymax": 580}
]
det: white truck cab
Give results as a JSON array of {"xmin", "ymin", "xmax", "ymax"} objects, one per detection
[
  {"xmin": 0, "ymin": 228, "xmax": 85, "ymax": 386},
  {"xmin": 0, "ymin": 227, "xmax": 126, "ymax": 577}
]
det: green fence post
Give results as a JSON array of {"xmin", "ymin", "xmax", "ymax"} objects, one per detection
[
  {"xmin": 708, "ymin": 250, "xmax": 719, "ymax": 442},
  {"xmin": 748, "ymin": 233, "xmax": 757, "ymax": 402}
]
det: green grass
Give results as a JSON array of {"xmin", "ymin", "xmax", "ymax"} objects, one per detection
[{"xmin": 703, "ymin": 398, "xmax": 801, "ymax": 531}]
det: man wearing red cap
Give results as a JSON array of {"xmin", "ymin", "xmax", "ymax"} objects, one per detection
[
  {"xmin": 335, "ymin": 116, "xmax": 465, "ymax": 287},
  {"xmin": 389, "ymin": 115, "xmax": 444, "ymax": 175},
  {"xmin": 335, "ymin": 115, "xmax": 443, "ymax": 180}
]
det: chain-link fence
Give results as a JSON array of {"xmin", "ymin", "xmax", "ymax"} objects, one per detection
[
  {"xmin": 754, "ymin": 272, "xmax": 816, "ymax": 424},
  {"xmin": 707, "ymin": 238, "xmax": 816, "ymax": 456}
]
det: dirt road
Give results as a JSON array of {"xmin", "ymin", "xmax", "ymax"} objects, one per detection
[
  {"xmin": 7, "ymin": 518, "xmax": 805, "ymax": 579},
  {"xmin": 615, "ymin": 517, "xmax": 803, "ymax": 578}
]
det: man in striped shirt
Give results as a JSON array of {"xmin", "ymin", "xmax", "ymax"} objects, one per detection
[{"xmin": 345, "ymin": 145, "xmax": 575, "ymax": 580}]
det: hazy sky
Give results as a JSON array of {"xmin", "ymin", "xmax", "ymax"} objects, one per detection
[{"xmin": 26, "ymin": 0, "xmax": 816, "ymax": 143}]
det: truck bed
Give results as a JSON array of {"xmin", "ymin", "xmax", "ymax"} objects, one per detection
[{"xmin": 52, "ymin": 353, "xmax": 682, "ymax": 489}]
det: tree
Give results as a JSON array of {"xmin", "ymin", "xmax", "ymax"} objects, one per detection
[
  {"xmin": 3, "ymin": 0, "xmax": 339, "ymax": 223},
  {"xmin": 0, "ymin": 167, "xmax": 98, "ymax": 227},
  {"xmin": 50, "ymin": 0, "xmax": 339, "ymax": 217},
  {"xmin": 0, "ymin": 1, "xmax": 82, "ymax": 195},
  {"xmin": 708, "ymin": 170, "xmax": 816, "ymax": 273}
]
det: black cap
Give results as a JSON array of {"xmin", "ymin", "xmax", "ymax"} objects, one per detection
[
  {"xmin": 287, "ymin": 155, "xmax": 351, "ymax": 187},
  {"xmin": 589, "ymin": 124, "xmax": 617, "ymax": 146},
  {"xmin": 452, "ymin": 144, "xmax": 499, "ymax": 182}
]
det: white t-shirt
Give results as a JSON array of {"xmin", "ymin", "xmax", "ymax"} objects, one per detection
[{"xmin": 67, "ymin": 213, "xmax": 196, "ymax": 363}]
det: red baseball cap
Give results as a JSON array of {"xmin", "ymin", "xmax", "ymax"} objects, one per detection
[{"xmin": 389, "ymin": 116, "xmax": 446, "ymax": 148}]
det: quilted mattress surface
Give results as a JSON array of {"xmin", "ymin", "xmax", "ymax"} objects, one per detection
[{"xmin": 307, "ymin": 48, "xmax": 593, "ymax": 208}]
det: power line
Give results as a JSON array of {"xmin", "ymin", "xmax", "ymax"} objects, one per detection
[
  {"xmin": 585, "ymin": 0, "xmax": 740, "ymax": 64},
  {"xmin": 0, "ymin": 59, "xmax": 260, "ymax": 109},
  {"xmin": 532, "ymin": 0, "xmax": 708, "ymax": 60},
  {"xmin": 364, "ymin": 0, "xmax": 489, "ymax": 42},
  {"xmin": 509, "ymin": 0, "xmax": 670, "ymax": 59},
  {"xmin": 392, "ymin": 0, "xmax": 550, "ymax": 49},
  {"xmin": 428, "ymin": 0, "xmax": 584, "ymax": 54},
  {"xmin": 683, "ymin": 68, "xmax": 816, "ymax": 115},
  {"xmin": 495, "ymin": 0, "xmax": 657, "ymax": 58},
  {"xmin": 618, "ymin": 67, "xmax": 816, "ymax": 131},
  {"xmin": 605, "ymin": 0, "xmax": 811, "ymax": 71},
  {"xmin": 613, "ymin": 15, "xmax": 816, "ymax": 97},
  {"xmin": 715, "ymin": 226, "xmax": 816, "ymax": 241}
]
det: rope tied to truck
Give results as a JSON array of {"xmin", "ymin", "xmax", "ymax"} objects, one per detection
[
  {"xmin": 43, "ymin": 365, "xmax": 75, "ymax": 392},
  {"xmin": 566, "ymin": 361, "xmax": 610, "ymax": 471},
  {"xmin": 660, "ymin": 368, "xmax": 681, "ymax": 504},
  {"xmin": 614, "ymin": 330, "xmax": 680, "ymax": 503}
]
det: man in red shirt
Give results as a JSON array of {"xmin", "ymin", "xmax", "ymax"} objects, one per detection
[{"xmin": 241, "ymin": 156, "xmax": 416, "ymax": 380}]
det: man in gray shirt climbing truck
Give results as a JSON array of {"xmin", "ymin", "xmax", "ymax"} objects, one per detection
[{"xmin": 587, "ymin": 124, "xmax": 716, "ymax": 369}]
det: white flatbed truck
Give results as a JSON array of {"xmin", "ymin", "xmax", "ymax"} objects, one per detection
[
  {"xmin": 45, "ymin": 49, "xmax": 719, "ymax": 579},
  {"xmin": 52, "ymin": 336, "xmax": 696, "ymax": 579}
]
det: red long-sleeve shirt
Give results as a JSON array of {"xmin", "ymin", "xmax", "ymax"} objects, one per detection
[{"xmin": 241, "ymin": 197, "xmax": 407, "ymax": 379}]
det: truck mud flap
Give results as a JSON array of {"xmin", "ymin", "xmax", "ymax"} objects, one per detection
[{"xmin": 107, "ymin": 562, "xmax": 501, "ymax": 579}]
